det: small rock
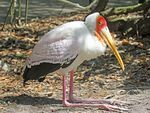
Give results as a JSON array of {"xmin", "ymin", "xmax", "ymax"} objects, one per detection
[
  {"xmin": 117, "ymin": 90, "xmax": 127, "ymax": 95},
  {"xmin": 14, "ymin": 68, "xmax": 17, "ymax": 73},
  {"xmin": 47, "ymin": 92, "xmax": 53, "ymax": 97},
  {"xmin": 127, "ymin": 89, "xmax": 142, "ymax": 95},
  {"xmin": 94, "ymin": 70, "xmax": 101, "ymax": 74},
  {"xmin": 2, "ymin": 63, "xmax": 10, "ymax": 72}
]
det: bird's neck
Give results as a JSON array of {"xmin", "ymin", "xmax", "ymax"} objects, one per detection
[
  {"xmin": 81, "ymin": 34, "xmax": 106, "ymax": 61},
  {"xmin": 84, "ymin": 21, "xmax": 96, "ymax": 34}
]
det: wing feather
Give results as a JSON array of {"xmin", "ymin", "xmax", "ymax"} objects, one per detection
[
  {"xmin": 27, "ymin": 37, "xmax": 79, "ymax": 67},
  {"xmin": 26, "ymin": 21, "xmax": 86, "ymax": 67}
]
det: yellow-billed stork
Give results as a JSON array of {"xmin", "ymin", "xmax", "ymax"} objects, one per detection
[{"xmin": 23, "ymin": 12, "xmax": 126, "ymax": 111}]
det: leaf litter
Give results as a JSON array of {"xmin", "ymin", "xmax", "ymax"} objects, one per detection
[{"xmin": 0, "ymin": 12, "xmax": 150, "ymax": 113}]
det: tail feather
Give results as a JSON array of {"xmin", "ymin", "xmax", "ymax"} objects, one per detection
[
  {"xmin": 22, "ymin": 63, "xmax": 61, "ymax": 86},
  {"xmin": 22, "ymin": 56, "xmax": 77, "ymax": 86}
]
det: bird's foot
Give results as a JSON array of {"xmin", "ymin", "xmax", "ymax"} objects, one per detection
[
  {"xmin": 63, "ymin": 100, "xmax": 128, "ymax": 111},
  {"xmin": 69, "ymin": 96, "xmax": 128, "ymax": 106}
]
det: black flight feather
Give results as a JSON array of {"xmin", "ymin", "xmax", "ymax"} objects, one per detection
[{"xmin": 23, "ymin": 55, "xmax": 77, "ymax": 86}]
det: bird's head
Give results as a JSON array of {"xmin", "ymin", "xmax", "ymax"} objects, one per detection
[{"xmin": 85, "ymin": 12, "xmax": 125, "ymax": 70}]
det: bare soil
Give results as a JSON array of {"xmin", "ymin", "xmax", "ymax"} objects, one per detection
[{"xmin": 0, "ymin": 12, "xmax": 150, "ymax": 113}]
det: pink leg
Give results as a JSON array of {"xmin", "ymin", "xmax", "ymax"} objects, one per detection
[
  {"xmin": 68, "ymin": 70, "xmax": 126, "ymax": 106},
  {"xmin": 62, "ymin": 70, "xmax": 128, "ymax": 111},
  {"xmin": 68, "ymin": 70, "xmax": 109, "ymax": 103},
  {"xmin": 68, "ymin": 70, "xmax": 74, "ymax": 101},
  {"xmin": 62, "ymin": 75, "xmax": 68, "ymax": 105}
]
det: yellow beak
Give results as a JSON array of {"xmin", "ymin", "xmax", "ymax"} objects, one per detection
[{"xmin": 95, "ymin": 27, "xmax": 125, "ymax": 70}]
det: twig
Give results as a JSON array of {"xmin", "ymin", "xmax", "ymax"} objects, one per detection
[
  {"xmin": 59, "ymin": 3, "xmax": 65, "ymax": 16},
  {"xmin": 10, "ymin": 0, "xmax": 17, "ymax": 24},
  {"xmin": 18, "ymin": 0, "xmax": 22, "ymax": 25},
  {"xmin": 25, "ymin": 0, "xmax": 29, "ymax": 24},
  {"xmin": 1, "ymin": 0, "xmax": 14, "ymax": 30},
  {"xmin": 57, "ymin": 0, "xmax": 85, "ymax": 9},
  {"xmin": 57, "ymin": 0, "xmax": 98, "ymax": 10}
]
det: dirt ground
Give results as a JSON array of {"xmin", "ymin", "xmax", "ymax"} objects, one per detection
[{"xmin": 0, "ymin": 12, "xmax": 150, "ymax": 113}]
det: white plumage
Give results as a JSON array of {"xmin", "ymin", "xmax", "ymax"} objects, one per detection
[{"xmin": 27, "ymin": 13, "xmax": 106, "ymax": 74}]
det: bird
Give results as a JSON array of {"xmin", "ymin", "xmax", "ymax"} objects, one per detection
[{"xmin": 23, "ymin": 12, "xmax": 126, "ymax": 111}]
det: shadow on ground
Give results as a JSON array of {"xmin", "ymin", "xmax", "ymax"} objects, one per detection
[{"xmin": 2, "ymin": 94, "xmax": 62, "ymax": 105}]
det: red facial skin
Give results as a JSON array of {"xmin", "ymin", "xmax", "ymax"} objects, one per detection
[{"xmin": 96, "ymin": 16, "xmax": 107, "ymax": 33}]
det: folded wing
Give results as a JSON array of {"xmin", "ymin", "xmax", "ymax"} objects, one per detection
[{"xmin": 23, "ymin": 35, "xmax": 79, "ymax": 84}]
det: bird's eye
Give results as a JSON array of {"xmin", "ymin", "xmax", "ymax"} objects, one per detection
[{"xmin": 98, "ymin": 21, "xmax": 102, "ymax": 25}]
